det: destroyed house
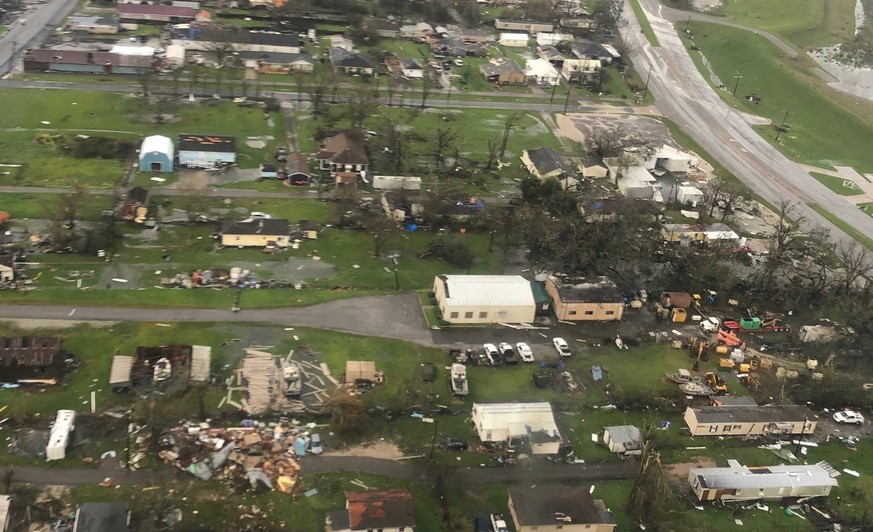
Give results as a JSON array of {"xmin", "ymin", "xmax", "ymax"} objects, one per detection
[
  {"xmin": 689, "ymin": 460, "xmax": 838, "ymax": 501},
  {"xmin": 471, "ymin": 402, "xmax": 562, "ymax": 455},
  {"xmin": 109, "ymin": 344, "xmax": 211, "ymax": 391},
  {"xmin": 0, "ymin": 336, "xmax": 67, "ymax": 385}
]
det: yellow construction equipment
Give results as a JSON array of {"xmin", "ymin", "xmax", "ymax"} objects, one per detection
[
  {"xmin": 672, "ymin": 308, "xmax": 687, "ymax": 323},
  {"xmin": 705, "ymin": 372, "xmax": 728, "ymax": 394},
  {"xmin": 719, "ymin": 358, "xmax": 735, "ymax": 370},
  {"xmin": 738, "ymin": 363, "xmax": 751, "ymax": 373}
]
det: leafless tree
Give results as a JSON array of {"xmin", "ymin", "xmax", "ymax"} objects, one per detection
[
  {"xmin": 485, "ymin": 137, "xmax": 500, "ymax": 170},
  {"xmin": 360, "ymin": 209, "xmax": 400, "ymax": 257},
  {"xmin": 584, "ymin": 124, "xmax": 652, "ymax": 159},
  {"xmin": 346, "ymin": 86, "xmax": 378, "ymax": 128},
  {"xmin": 835, "ymin": 240, "xmax": 873, "ymax": 293},
  {"xmin": 499, "ymin": 112, "xmax": 524, "ymax": 158},
  {"xmin": 431, "ymin": 127, "xmax": 460, "ymax": 169},
  {"xmin": 309, "ymin": 73, "xmax": 332, "ymax": 114},
  {"xmin": 333, "ymin": 187, "xmax": 360, "ymax": 225},
  {"xmin": 420, "ymin": 72, "xmax": 437, "ymax": 108},
  {"xmin": 385, "ymin": 75, "xmax": 400, "ymax": 106},
  {"xmin": 700, "ymin": 176, "xmax": 726, "ymax": 219}
]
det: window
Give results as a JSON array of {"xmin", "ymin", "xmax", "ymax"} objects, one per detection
[
  {"xmin": 568, "ymin": 310, "xmax": 577, "ymax": 316},
  {"xmin": 605, "ymin": 310, "xmax": 615, "ymax": 315},
  {"xmin": 732, "ymin": 425, "xmax": 743, "ymax": 430},
  {"xmin": 479, "ymin": 312, "xmax": 488, "ymax": 319},
  {"xmin": 450, "ymin": 312, "xmax": 459, "ymax": 319},
  {"xmin": 708, "ymin": 425, "xmax": 717, "ymax": 433},
  {"xmin": 584, "ymin": 310, "xmax": 594, "ymax": 316},
  {"xmin": 464, "ymin": 311, "xmax": 473, "ymax": 319},
  {"xmin": 723, "ymin": 425, "xmax": 731, "ymax": 432}
]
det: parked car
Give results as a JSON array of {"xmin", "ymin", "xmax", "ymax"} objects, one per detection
[
  {"xmin": 473, "ymin": 516, "xmax": 491, "ymax": 532},
  {"xmin": 249, "ymin": 211, "xmax": 271, "ymax": 219},
  {"xmin": 516, "ymin": 342, "xmax": 534, "ymax": 363},
  {"xmin": 833, "ymin": 410, "xmax": 865, "ymax": 424},
  {"xmin": 441, "ymin": 438, "xmax": 469, "ymax": 451},
  {"xmin": 483, "ymin": 343, "xmax": 501, "ymax": 365},
  {"xmin": 454, "ymin": 58, "xmax": 464, "ymax": 66},
  {"xmin": 490, "ymin": 513, "xmax": 509, "ymax": 532},
  {"xmin": 498, "ymin": 343, "xmax": 518, "ymax": 365},
  {"xmin": 275, "ymin": 147, "xmax": 288, "ymax": 161},
  {"xmin": 553, "ymin": 337, "xmax": 571, "ymax": 357}
]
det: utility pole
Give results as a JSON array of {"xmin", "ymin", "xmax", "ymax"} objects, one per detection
[
  {"xmin": 684, "ymin": 15, "xmax": 691, "ymax": 33},
  {"xmin": 706, "ymin": 45, "xmax": 716, "ymax": 67},
  {"xmin": 731, "ymin": 73, "xmax": 743, "ymax": 98},
  {"xmin": 775, "ymin": 109, "xmax": 790, "ymax": 142},
  {"xmin": 391, "ymin": 257, "xmax": 400, "ymax": 291},
  {"xmin": 641, "ymin": 66, "xmax": 652, "ymax": 102},
  {"xmin": 563, "ymin": 77, "xmax": 573, "ymax": 114},
  {"xmin": 549, "ymin": 80, "xmax": 558, "ymax": 103}
]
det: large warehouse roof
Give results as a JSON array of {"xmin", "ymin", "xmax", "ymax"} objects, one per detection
[{"xmin": 438, "ymin": 275, "xmax": 535, "ymax": 307}]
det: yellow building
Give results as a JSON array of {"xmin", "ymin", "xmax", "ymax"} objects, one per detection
[
  {"xmin": 220, "ymin": 218, "xmax": 289, "ymax": 248},
  {"xmin": 545, "ymin": 275, "xmax": 623, "ymax": 321}
]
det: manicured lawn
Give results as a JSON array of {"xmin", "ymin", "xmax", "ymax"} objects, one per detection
[
  {"xmin": 686, "ymin": 22, "xmax": 873, "ymax": 173},
  {"xmin": 0, "ymin": 89, "xmax": 285, "ymax": 186},
  {"xmin": 716, "ymin": 0, "xmax": 855, "ymax": 47},
  {"xmin": 629, "ymin": 0, "xmax": 661, "ymax": 47},
  {"xmin": 809, "ymin": 171, "xmax": 865, "ymax": 195}
]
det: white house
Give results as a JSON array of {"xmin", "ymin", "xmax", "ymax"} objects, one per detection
[
  {"xmin": 689, "ymin": 460, "xmax": 838, "ymax": 501},
  {"xmin": 535, "ymin": 32, "xmax": 571, "ymax": 47},
  {"xmin": 46, "ymin": 410, "xmax": 76, "ymax": 461},
  {"xmin": 499, "ymin": 32, "xmax": 530, "ymax": 47},
  {"xmin": 524, "ymin": 58, "xmax": 560, "ymax": 86},
  {"xmin": 433, "ymin": 274, "xmax": 536, "ymax": 324},
  {"xmin": 561, "ymin": 58, "xmax": 601, "ymax": 82},
  {"xmin": 471, "ymin": 402, "xmax": 563, "ymax": 455},
  {"xmin": 645, "ymin": 144, "xmax": 692, "ymax": 173},
  {"xmin": 617, "ymin": 166, "xmax": 660, "ymax": 201},
  {"xmin": 676, "ymin": 185, "xmax": 704, "ymax": 207},
  {"xmin": 602, "ymin": 425, "xmax": 643, "ymax": 455}
]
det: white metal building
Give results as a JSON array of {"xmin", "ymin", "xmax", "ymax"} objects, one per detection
[
  {"xmin": 676, "ymin": 185, "xmax": 704, "ymax": 207},
  {"xmin": 602, "ymin": 425, "xmax": 643, "ymax": 455},
  {"xmin": 689, "ymin": 460, "xmax": 838, "ymax": 501},
  {"xmin": 165, "ymin": 44, "xmax": 186, "ymax": 68},
  {"xmin": 178, "ymin": 134, "xmax": 236, "ymax": 168},
  {"xmin": 46, "ymin": 409, "xmax": 76, "ymax": 461},
  {"xmin": 499, "ymin": 33, "xmax": 530, "ymax": 47},
  {"xmin": 472, "ymin": 402, "xmax": 562, "ymax": 455},
  {"xmin": 372, "ymin": 175, "xmax": 422, "ymax": 191},
  {"xmin": 433, "ymin": 274, "xmax": 536, "ymax": 324},
  {"xmin": 524, "ymin": 58, "xmax": 560, "ymax": 86}
]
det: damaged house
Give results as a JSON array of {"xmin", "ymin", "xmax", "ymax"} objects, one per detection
[
  {"xmin": 326, "ymin": 489, "xmax": 416, "ymax": 532},
  {"xmin": 221, "ymin": 218, "xmax": 290, "ymax": 248},
  {"xmin": 0, "ymin": 336, "xmax": 71, "ymax": 386},
  {"xmin": 109, "ymin": 344, "xmax": 211, "ymax": 392},
  {"xmin": 689, "ymin": 460, "xmax": 838, "ymax": 502},
  {"xmin": 545, "ymin": 275, "xmax": 624, "ymax": 321},
  {"xmin": 471, "ymin": 402, "xmax": 563, "ymax": 455}
]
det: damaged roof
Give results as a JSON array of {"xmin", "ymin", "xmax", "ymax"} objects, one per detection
[
  {"xmin": 221, "ymin": 218, "xmax": 290, "ymax": 236},
  {"xmin": 346, "ymin": 489, "xmax": 415, "ymax": 530},
  {"xmin": 0, "ymin": 336, "xmax": 62, "ymax": 367},
  {"xmin": 548, "ymin": 275, "xmax": 622, "ymax": 304},
  {"xmin": 508, "ymin": 486, "xmax": 614, "ymax": 526}
]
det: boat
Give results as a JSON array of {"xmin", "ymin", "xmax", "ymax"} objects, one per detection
[
  {"xmin": 283, "ymin": 361, "xmax": 302, "ymax": 398},
  {"xmin": 679, "ymin": 382, "xmax": 714, "ymax": 396},
  {"xmin": 450, "ymin": 363, "xmax": 468, "ymax": 396},
  {"xmin": 665, "ymin": 368, "xmax": 700, "ymax": 384}
]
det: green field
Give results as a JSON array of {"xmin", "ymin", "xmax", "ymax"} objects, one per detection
[
  {"xmin": 809, "ymin": 171, "xmax": 866, "ymax": 195},
  {"xmin": 0, "ymin": 89, "xmax": 284, "ymax": 187},
  {"xmin": 686, "ymin": 22, "xmax": 873, "ymax": 173},
  {"xmin": 810, "ymin": 203, "xmax": 873, "ymax": 250},
  {"xmin": 630, "ymin": 0, "xmax": 661, "ymax": 47},
  {"xmin": 718, "ymin": 0, "xmax": 856, "ymax": 47}
]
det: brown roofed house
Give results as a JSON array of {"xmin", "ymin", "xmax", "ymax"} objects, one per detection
[
  {"xmin": 326, "ymin": 489, "xmax": 415, "ymax": 531},
  {"xmin": 317, "ymin": 131, "xmax": 369, "ymax": 176}
]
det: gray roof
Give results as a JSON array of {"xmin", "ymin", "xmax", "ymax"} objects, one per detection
[
  {"xmin": 178, "ymin": 134, "xmax": 236, "ymax": 153},
  {"xmin": 572, "ymin": 40, "xmax": 611, "ymax": 59},
  {"xmin": 692, "ymin": 460, "xmax": 838, "ymax": 490},
  {"xmin": 201, "ymin": 29, "xmax": 299, "ymax": 48},
  {"xmin": 329, "ymin": 47, "xmax": 373, "ymax": 68},
  {"xmin": 221, "ymin": 218, "xmax": 289, "ymax": 236},
  {"xmin": 509, "ymin": 487, "xmax": 614, "ymax": 526},
  {"xmin": 480, "ymin": 57, "xmax": 523, "ymax": 76},
  {"xmin": 75, "ymin": 503, "xmax": 130, "ymax": 532},
  {"xmin": 525, "ymin": 146, "xmax": 569, "ymax": 175},
  {"xmin": 711, "ymin": 396, "xmax": 758, "ymax": 407},
  {"xmin": 548, "ymin": 275, "xmax": 623, "ymax": 304},
  {"xmin": 688, "ymin": 405, "xmax": 815, "ymax": 424},
  {"xmin": 239, "ymin": 51, "xmax": 313, "ymax": 65},
  {"xmin": 604, "ymin": 425, "xmax": 641, "ymax": 445}
]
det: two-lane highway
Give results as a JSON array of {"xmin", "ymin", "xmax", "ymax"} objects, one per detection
[
  {"xmin": 0, "ymin": 0, "xmax": 79, "ymax": 75},
  {"xmin": 625, "ymin": 0, "xmax": 873, "ymax": 246}
]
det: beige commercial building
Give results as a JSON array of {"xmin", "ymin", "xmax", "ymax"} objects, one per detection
[
  {"xmin": 545, "ymin": 275, "xmax": 623, "ymax": 321},
  {"xmin": 433, "ymin": 275, "xmax": 535, "ymax": 324}
]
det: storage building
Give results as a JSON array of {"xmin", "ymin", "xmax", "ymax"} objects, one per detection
[
  {"xmin": 602, "ymin": 425, "xmax": 643, "ymax": 455},
  {"xmin": 433, "ymin": 274, "xmax": 536, "ymax": 324},
  {"xmin": 545, "ymin": 275, "xmax": 623, "ymax": 321},
  {"xmin": 688, "ymin": 460, "xmax": 838, "ymax": 501},
  {"xmin": 178, "ymin": 134, "xmax": 236, "ymax": 168},
  {"xmin": 139, "ymin": 135, "xmax": 174, "ymax": 172}
]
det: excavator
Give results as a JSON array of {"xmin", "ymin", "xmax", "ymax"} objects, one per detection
[{"xmin": 688, "ymin": 337, "xmax": 710, "ymax": 371}]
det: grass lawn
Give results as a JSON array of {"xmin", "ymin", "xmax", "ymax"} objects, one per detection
[
  {"xmin": 716, "ymin": 0, "xmax": 855, "ymax": 47},
  {"xmin": 809, "ymin": 171, "xmax": 866, "ymax": 195},
  {"xmin": 809, "ymin": 203, "xmax": 873, "ymax": 251},
  {"xmin": 1, "ymin": 192, "xmax": 114, "ymax": 221},
  {"xmin": 629, "ymin": 0, "xmax": 661, "ymax": 47},
  {"xmin": 686, "ymin": 22, "xmax": 873, "ymax": 173},
  {"xmin": 0, "ymin": 89, "xmax": 285, "ymax": 187}
]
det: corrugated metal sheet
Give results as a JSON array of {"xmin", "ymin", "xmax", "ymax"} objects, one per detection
[
  {"xmin": 190, "ymin": 345, "xmax": 211, "ymax": 382},
  {"xmin": 693, "ymin": 463, "xmax": 838, "ymax": 490},
  {"xmin": 440, "ymin": 275, "xmax": 535, "ymax": 308},
  {"xmin": 109, "ymin": 355, "xmax": 133, "ymax": 385}
]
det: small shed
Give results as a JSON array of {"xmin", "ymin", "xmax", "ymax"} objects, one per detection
[
  {"xmin": 676, "ymin": 185, "xmax": 704, "ymax": 207},
  {"xmin": 285, "ymin": 152, "xmax": 311, "ymax": 185},
  {"xmin": 260, "ymin": 163, "xmax": 279, "ymax": 179},
  {"xmin": 138, "ymin": 135, "xmax": 174, "ymax": 172},
  {"xmin": 603, "ymin": 425, "xmax": 643, "ymax": 455},
  {"xmin": 345, "ymin": 361, "xmax": 376, "ymax": 383},
  {"xmin": 165, "ymin": 44, "xmax": 185, "ymax": 68}
]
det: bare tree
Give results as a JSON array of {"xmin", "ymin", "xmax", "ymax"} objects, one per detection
[
  {"xmin": 346, "ymin": 86, "xmax": 378, "ymax": 128},
  {"xmin": 835, "ymin": 240, "xmax": 873, "ymax": 293},
  {"xmin": 485, "ymin": 137, "xmax": 500, "ymax": 170},
  {"xmin": 385, "ymin": 75, "xmax": 400, "ymax": 106},
  {"xmin": 420, "ymin": 72, "xmax": 437, "ymax": 108},
  {"xmin": 360, "ymin": 209, "xmax": 400, "ymax": 257},
  {"xmin": 584, "ymin": 124, "xmax": 652, "ymax": 159},
  {"xmin": 700, "ymin": 176, "xmax": 725, "ymax": 219},
  {"xmin": 499, "ymin": 112, "xmax": 524, "ymax": 159},
  {"xmin": 431, "ymin": 127, "xmax": 460, "ymax": 169},
  {"xmin": 309, "ymin": 73, "xmax": 332, "ymax": 115}
]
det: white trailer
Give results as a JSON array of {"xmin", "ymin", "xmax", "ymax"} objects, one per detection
[
  {"xmin": 46, "ymin": 410, "xmax": 76, "ymax": 461},
  {"xmin": 372, "ymin": 175, "xmax": 422, "ymax": 191}
]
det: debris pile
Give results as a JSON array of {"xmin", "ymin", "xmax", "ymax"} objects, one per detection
[{"xmin": 159, "ymin": 419, "xmax": 320, "ymax": 493}]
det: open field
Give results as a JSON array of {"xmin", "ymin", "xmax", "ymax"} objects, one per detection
[
  {"xmin": 717, "ymin": 0, "xmax": 855, "ymax": 47},
  {"xmin": 0, "ymin": 89, "xmax": 284, "ymax": 187},
  {"xmin": 686, "ymin": 22, "xmax": 873, "ymax": 173},
  {"xmin": 809, "ymin": 171, "xmax": 866, "ymax": 195},
  {"xmin": 809, "ymin": 203, "xmax": 873, "ymax": 250}
]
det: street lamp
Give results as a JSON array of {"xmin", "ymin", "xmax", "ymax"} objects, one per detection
[
  {"xmin": 775, "ymin": 109, "xmax": 790, "ymax": 142},
  {"xmin": 706, "ymin": 45, "xmax": 717, "ymax": 67},
  {"xmin": 731, "ymin": 73, "xmax": 743, "ymax": 98},
  {"xmin": 387, "ymin": 254, "xmax": 400, "ymax": 291}
]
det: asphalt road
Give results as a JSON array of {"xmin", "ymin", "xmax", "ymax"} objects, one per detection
[
  {"xmin": 625, "ymin": 0, "xmax": 873, "ymax": 246},
  {"xmin": 2, "ymin": 456, "xmax": 636, "ymax": 486},
  {"xmin": 0, "ymin": 0, "xmax": 79, "ymax": 75}
]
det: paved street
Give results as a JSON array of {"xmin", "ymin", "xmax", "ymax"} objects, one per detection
[
  {"xmin": 0, "ymin": 0, "xmax": 78, "ymax": 75},
  {"xmin": 625, "ymin": 0, "xmax": 873, "ymax": 247}
]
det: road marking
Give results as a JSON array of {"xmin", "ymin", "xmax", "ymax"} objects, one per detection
[{"xmin": 68, "ymin": 308, "xmax": 76, "ymax": 317}]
